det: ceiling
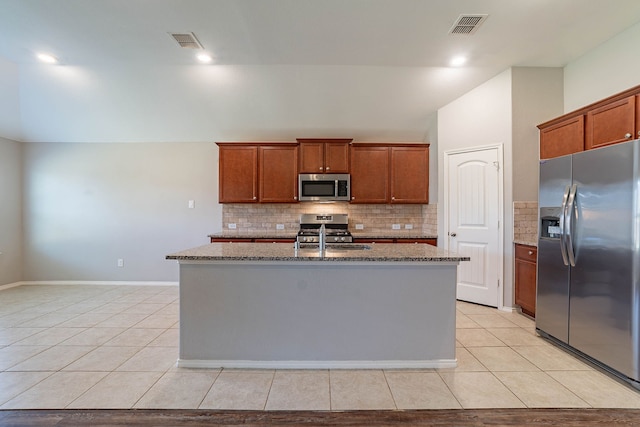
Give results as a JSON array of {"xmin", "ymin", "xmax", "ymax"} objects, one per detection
[{"xmin": 2, "ymin": 0, "xmax": 640, "ymax": 143}]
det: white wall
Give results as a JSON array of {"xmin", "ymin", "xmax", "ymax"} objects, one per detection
[
  {"xmin": 0, "ymin": 57, "xmax": 22, "ymax": 141},
  {"xmin": 511, "ymin": 67, "xmax": 564, "ymax": 201},
  {"xmin": 22, "ymin": 142, "xmax": 221, "ymax": 282},
  {"xmin": 17, "ymin": 63, "xmax": 464, "ymax": 144},
  {"xmin": 0, "ymin": 137, "xmax": 23, "ymax": 285},
  {"xmin": 564, "ymin": 21, "xmax": 640, "ymax": 111},
  {"xmin": 437, "ymin": 69, "xmax": 514, "ymax": 308}
]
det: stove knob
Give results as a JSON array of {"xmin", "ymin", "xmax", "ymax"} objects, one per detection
[
  {"xmin": 333, "ymin": 237, "xmax": 339, "ymax": 242},
  {"xmin": 302, "ymin": 237, "xmax": 307, "ymax": 242},
  {"xmin": 340, "ymin": 236, "xmax": 345, "ymax": 242}
]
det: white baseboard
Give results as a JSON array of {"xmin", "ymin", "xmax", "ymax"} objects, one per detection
[
  {"xmin": 177, "ymin": 358, "xmax": 458, "ymax": 370},
  {"xmin": 1, "ymin": 281, "xmax": 178, "ymax": 289},
  {"xmin": 0, "ymin": 281, "xmax": 26, "ymax": 291}
]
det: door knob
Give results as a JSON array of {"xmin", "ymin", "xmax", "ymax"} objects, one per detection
[
  {"xmin": 625, "ymin": 133, "xmax": 632, "ymax": 139},
  {"xmin": 450, "ymin": 233, "xmax": 457, "ymax": 237}
]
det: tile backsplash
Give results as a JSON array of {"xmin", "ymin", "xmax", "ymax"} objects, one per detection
[
  {"xmin": 222, "ymin": 203, "xmax": 437, "ymax": 235},
  {"xmin": 513, "ymin": 201, "xmax": 538, "ymax": 245}
]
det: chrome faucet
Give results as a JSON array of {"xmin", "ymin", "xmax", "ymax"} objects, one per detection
[{"xmin": 319, "ymin": 223, "xmax": 326, "ymax": 254}]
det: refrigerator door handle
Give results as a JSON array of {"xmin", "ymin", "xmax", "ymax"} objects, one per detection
[
  {"xmin": 565, "ymin": 184, "xmax": 578, "ymax": 267},
  {"xmin": 559, "ymin": 185, "xmax": 571, "ymax": 266}
]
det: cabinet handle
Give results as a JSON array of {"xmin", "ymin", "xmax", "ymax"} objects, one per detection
[
  {"xmin": 351, "ymin": 196, "xmax": 355, "ymax": 200},
  {"xmin": 319, "ymin": 166, "xmax": 323, "ymax": 170},
  {"xmin": 253, "ymin": 196, "xmax": 257, "ymax": 200},
  {"xmin": 294, "ymin": 196, "xmax": 297, "ymax": 200},
  {"xmin": 326, "ymin": 166, "xmax": 330, "ymax": 170},
  {"xmin": 626, "ymin": 133, "xmax": 632, "ymax": 139},
  {"xmin": 391, "ymin": 196, "xmax": 395, "ymax": 200},
  {"xmin": 528, "ymin": 250, "xmax": 533, "ymax": 255}
]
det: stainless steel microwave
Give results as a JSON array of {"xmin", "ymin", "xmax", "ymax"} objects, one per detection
[{"xmin": 298, "ymin": 174, "xmax": 350, "ymax": 202}]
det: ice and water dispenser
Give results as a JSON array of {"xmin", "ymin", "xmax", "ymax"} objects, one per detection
[{"xmin": 540, "ymin": 207, "xmax": 562, "ymax": 239}]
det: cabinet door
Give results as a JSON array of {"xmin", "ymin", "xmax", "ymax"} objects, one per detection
[
  {"xmin": 324, "ymin": 141, "xmax": 350, "ymax": 173},
  {"xmin": 350, "ymin": 146, "xmax": 389, "ymax": 203},
  {"xmin": 539, "ymin": 116, "xmax": 584, "ymax": 159},
  {"xmin": 218, "ymin": 145, "xmax": 258, "ymax": 203},
  {"xmin": 586, "ymin": 95, "xmax": 636, "ymax": 150},
  {"xmin": 298, "ymin": 142, "xmax": 324, "ymax": 173},
  {"xmin": 259, "ymin": 145, "xmax": 298, "ymax": 203},
  {"xmin": 515, "ymin": 244, "xmax": 537, "ymax": 317},
  {"xmin": 390, "ymin": 146, "xmax": 429, "ymax": 203}
]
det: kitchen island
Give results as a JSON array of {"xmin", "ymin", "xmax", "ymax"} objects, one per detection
[{"xmin": 166, "ymin": 242, "xmax": 469, "ymax": 369}]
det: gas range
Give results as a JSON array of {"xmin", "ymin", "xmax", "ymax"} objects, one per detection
[{"xmin": 297, "ymin": 213, "xmax": 353, "ymax": 245}]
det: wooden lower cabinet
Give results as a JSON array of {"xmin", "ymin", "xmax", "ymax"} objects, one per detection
[
  {"xmin": 514, "ymin": 244, "xmax": 537, "ymax": 317},
  {"xmin": 395, "ymin": 238, "xmax": 437, "ymax": 246}
]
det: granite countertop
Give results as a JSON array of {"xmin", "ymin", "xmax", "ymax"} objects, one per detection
[
  {"xmin": 208, "ymin": 231, "xmax": 438, "ymax": 239},
  {"xmin": 350, "ymin": 232, "xmax": 438, "ymax": 239},
  {"xmin": 514, "ymin": 239, "xmax": 538, "ymax": 247},
  {"xmin": 208, "ymin": 231, "xmax": 298, "ymax": 239},
  {"xmin": 167, "ymin": 242, "xmax": 468, "ymax": 262}
]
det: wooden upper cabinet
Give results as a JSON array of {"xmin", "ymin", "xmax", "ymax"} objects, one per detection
[
  {"xmin": 297, "ymin": 138, "xmax": 351, "ymax": 173},
  {"xmin": 350, "ymin": 143, "xmax": 429, "ymax": 204},
  {"xmin": 217, "ymin": 143, "xmax": 298, "ymax": 203},
  {"xmin": 259, "ymin": 145, "xmax": 298, "ymax": 203},
  {"xmin": 585, "ymin": 95, "xmax": 636, "ymax": 150},
  {"xmin": 539, "ymin": 115, "xmax": 584, "ymax": 159},
  {"xmin": 218, "ymin": 144, "xmax": 258, "ymax": 203},
  {"xmin": 350, "ymin": 145, "xmax": 389, "ymax": 203},
  {"xmin": 539, "ymin": 84, "xmax": 640, "ymax": 159},
  {"xmin": 390, "ymin": 145, "xmax": 429, "ymax": 204}
]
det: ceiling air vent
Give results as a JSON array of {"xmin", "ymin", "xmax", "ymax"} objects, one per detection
[
  {"xmin": 449, "ymin": 14, "xmax": 488, "ymax": 35},
  {"xmin": 169, "ymin": 32, "xmax": 204, "ymax": 49}
]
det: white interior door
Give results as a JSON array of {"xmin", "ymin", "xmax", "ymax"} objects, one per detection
[{"xmin": 445, "ymin": 146, "xmax": 502, "ymax": 307}]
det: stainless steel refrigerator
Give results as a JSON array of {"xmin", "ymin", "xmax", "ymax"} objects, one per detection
[{"xmin": 537, "ymin": 139, "xmax": 640, "ymax": 388}]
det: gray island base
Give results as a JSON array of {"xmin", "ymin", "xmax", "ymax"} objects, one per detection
[{"xmin": 166, "ymin": 243, "xmax": 469, "ymax": 370}]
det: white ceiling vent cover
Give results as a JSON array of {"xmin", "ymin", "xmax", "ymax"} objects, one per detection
[
  {"xmin": 170, "ymin": 32, "xmax": 204, "ymax": 49},
  {"xmin": 449, "ymin": 14, "xmax": 488, "ymax": 35}
]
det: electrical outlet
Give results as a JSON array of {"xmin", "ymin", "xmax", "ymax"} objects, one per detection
[
  {"xmin": 276, "ymin": 224, "xmax": 285, "ymax": 230},
  {"xmin": 355, "ymin": 224, "xmax": 364, "ymax": 230},
  {"xmin": 228, "ymin": 223, "xmax": 237, "ymax": 229},
  {"xmin": 188, "ymin": 200, "xmax": 195, "ymax": 209},
  {"xmin": 117, "ymin": 259, "xmax": 124, "ymax": 267},
  {"xmin": 404, "ymin": 224, "xmax": 413, "ymax": 230},
  {"xmin": 392, "ymin": 224, "xmax": 401, "ymax": 230}
]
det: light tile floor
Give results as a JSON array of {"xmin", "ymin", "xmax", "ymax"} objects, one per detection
[{"xmin": 1, "ymin": 284, "xmax": 640, "ymax": 410}]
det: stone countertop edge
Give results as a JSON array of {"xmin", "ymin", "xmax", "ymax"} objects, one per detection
[
  {"xmin": 514, "ymin": 240, "xmax": 538, "ymax": 247},
  {"xmin": 167, "ymin": 242, "xmax": 469, "ymax": 262},
  {"xmin": 208, "ymin": 232, "xmax": 438, "ymax": 239}
]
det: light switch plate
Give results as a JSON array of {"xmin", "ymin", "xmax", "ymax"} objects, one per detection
[
  {"xmin": 276, "ymin": 224, "xmax": 285, "ymax": 230},
  {"xmin": 188, "ymin": 200, "xmax": 195, "ymax": 209},
  {"xmin": 228, "ymin": 223, "xmax": 237, "ymax": 229},
  {"xmin": 355, "ymin": 224, "xmax": 364, "ymax": 230},
  {"xmin": 392, "ymin": 224, "xmax": 401, "ymax": 230},
  {"xmin": 404, "ymin": 224, "xmax": 413, "ymax": 230}
]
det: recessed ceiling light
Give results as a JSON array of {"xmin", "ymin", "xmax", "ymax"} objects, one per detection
[
  {"xmin": 36, "ymin": 53, "xmax": 58, "ymax": 64},
  {"xmin": 196, "ymin": 53, "xmax": 213, "ymax": 63},
  {"xmin": 450, "ymin": 56, "xmax": 467, "ymax": 67}
]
